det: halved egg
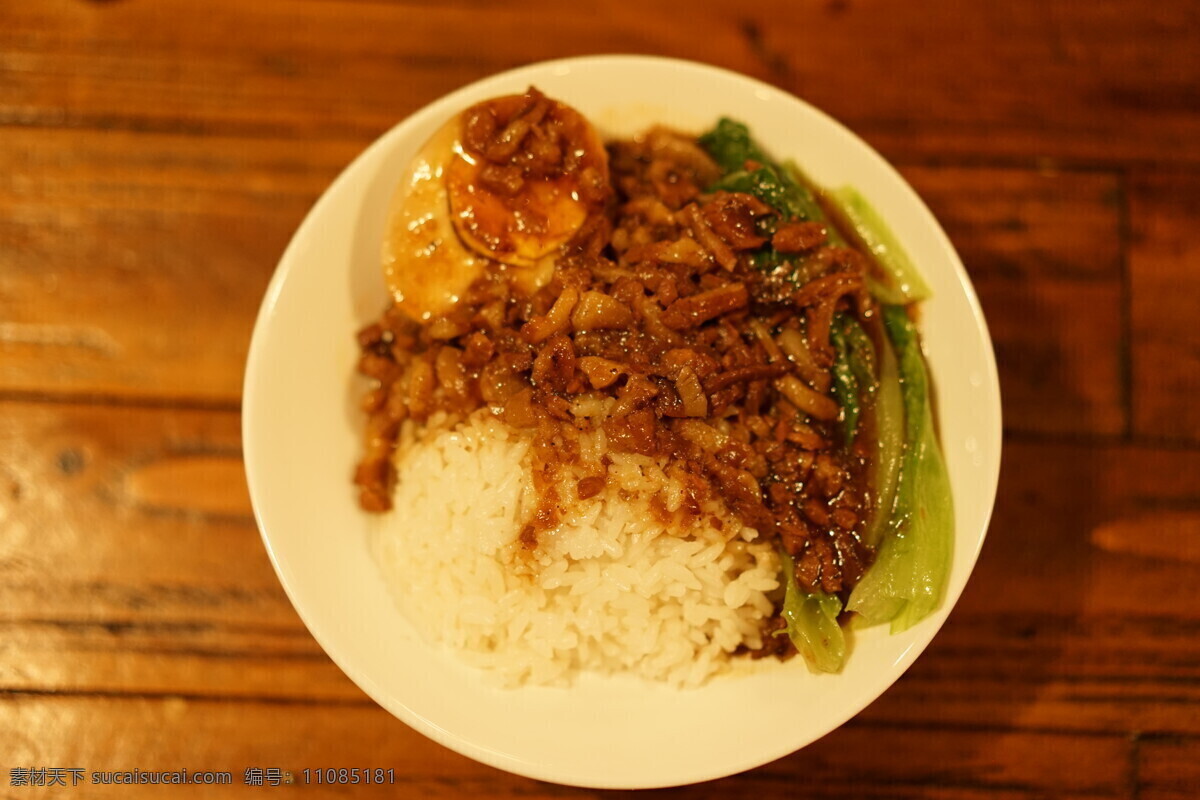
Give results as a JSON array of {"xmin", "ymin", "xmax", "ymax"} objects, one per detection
[{"xmin": 382, "ymin": 88, "xmax": 609, "ymax": 321}]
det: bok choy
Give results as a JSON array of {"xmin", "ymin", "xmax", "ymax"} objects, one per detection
[
  {"xmin": 697, "ymin": 117, "xmax": 954, "ymax": 669},
  {"xmin": 847, "ymin": 306, "xmax": 954, "ymax": 632}
]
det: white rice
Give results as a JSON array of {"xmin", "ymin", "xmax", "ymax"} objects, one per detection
[{"xmin": 371, "ymin": 410, "xmax": 781, "ymax": 687}]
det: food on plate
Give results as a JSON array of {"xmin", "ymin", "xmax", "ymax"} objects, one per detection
[{"xmin": 353, "ymin": 87, "xmax": 953, "ymax": 685}]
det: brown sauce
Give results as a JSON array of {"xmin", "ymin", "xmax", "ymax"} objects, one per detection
[{"xmin": 354, "ymin": 90, "xmax": 880, "ymax": 610}]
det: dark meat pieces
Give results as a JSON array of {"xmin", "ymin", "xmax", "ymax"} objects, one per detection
[{"xmin": 353, "ymin": 118, "xmax": 877, "ymax": 603}]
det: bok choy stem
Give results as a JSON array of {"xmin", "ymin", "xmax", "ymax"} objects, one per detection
[
  {"xmin": 777, "ymin": 550, "xmax": 846, "ymax": 673},
  {"xmin": 848, "ymin": 306, "xmax": 953, "ymax": 632},
  {"xmin": 865, "ymin": 323, "xmax": 904, "ymax": 550},
  {"xmin": 829, "ymin": 187, "xmax": 932, "ymax": 303}
]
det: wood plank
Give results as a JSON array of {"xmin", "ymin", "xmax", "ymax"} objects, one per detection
[
  {"xmin": 0, "ymin": 696, "xmax": 1134, "ymax": 798},
  {"xmin": 866, "ymin": 617, "xmax": 1200, "ymax": 738},
  {"xmin": 1129, "ymin": 172, "xmax": 1200, "ymax": 442},
  {"xmin": 0, "ymin": 402, "xmax": 287, "ymax": 624},
  {"xmin": 746, "ymin": 0, "xmax": 1200, "ymax": 166},
  {"xmin": 0, "ymin": 0, "xmax": 714, "ymax": 141},
  {"xmin": 0, "ymin": 618, "xmax": 357, "ymax": 703},
  {"xmin": 0, "ymin": 400, "xmax": 364, "ymax": 702},
  {"xmin": 1138, "ymin": 737, "xmax": 1200, "ymax": 800},
  {"xmin": 0, "ymin": 0, "xmax": 1197, "ymax": 165},
  {"xmin": 902, "ymin": 166, "xmax": 1125, "ymax": 436},
  {"xmin": 966, "ymin": 441, "xmax": 1200, "ymax": 621},
  {"xmin": 3, "ymin": 402, "xmax": 1199, "ymax": 744},
  {"xmin": 0, "ymin": 129, "xmax": 357, "ymax": 401}
]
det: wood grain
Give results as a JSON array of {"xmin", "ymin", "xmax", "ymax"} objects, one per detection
[
  {"xmin": 0, "ymin": 402, "xmax": 285, "ymax": 624},
  {"xmin": 745, "ymin": 0, "xmax": 1200, "ymax": 166},
  {"xmin": 3, "ymin": 0, "xmax": 1200, "ymax": 795},
  {"xmin": 2, "ymin": 0, "xmax": 1197, "ymax": 166},
  {"xmin": 0, "ymin": 129, "xmax": 355, "ymax": 402},
  {"xmin": 0, "ymin": 696, "xmax": 1139, "ymax": 799},
  {"xmin": 1130, "ymin": 172, "xmax": 1200, "ymax": 442},
  {"xmin": 1138, "ymin": 737, "xmax": 1200, "ymax": 800},
  {"xmin": 902, "ymin": 166, "xmax": 1126, "ymax": 436}
]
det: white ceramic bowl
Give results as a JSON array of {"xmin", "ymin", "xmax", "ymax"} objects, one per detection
[{"xmin": 243, "ymin": 55, "xmax": 1002, "ymax": 789}]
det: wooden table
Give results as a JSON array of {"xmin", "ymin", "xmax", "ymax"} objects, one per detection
[{"xmin": 2, "ymin": 1, "xmax": 1198, "ymax": 796}]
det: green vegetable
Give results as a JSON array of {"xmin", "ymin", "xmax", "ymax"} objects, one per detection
[
  {"xmin": 699, "ymin": 119, "xmax": 824, "ymax": 223},
  {"xmin": 783, "ymin": 161, "xmax": 847, "ymax": 247},
  {"xmin": 830, "ymin": 314, "xmax": 878, "ymax": 445},
  {"xmin": 697, "ymin": 117, "xmax": 771, "ymax": 173},
  {"xmin": 848, "ymin": 306, "xmax": 953, "ymax": 632},
  {"xmin": 844, "ymin": 319, "xmax": 877, "ymax": 403},
  {"xmin": 865, "ymin": 275, "xmax": 910, "ymax": 306},
  {"xmin": 749, "ymin": 247, "xmax": 788, "ymax": 274},
  {"xmin": 777, "ymin": 163, "xmax": 827, "ymax": 225},
  {"xmin": 777, "ymin": 550, "xmax": 846, "ymax": 673},
  {"xmin": 864, "ymin": 326, "xmax": 904, "ymax": 549},
  {"xmin": 712, "ymin": 167, "xmax": 816, "ymax": 224},
  {"xmin": 829, "ymin": 186, "xmax": 932, "ymax": 303},
  {"xmin": 829, "ymin": 323, "xmax": 859, "ymax": 445}
]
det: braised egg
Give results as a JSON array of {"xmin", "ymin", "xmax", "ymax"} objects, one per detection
[{"xmin": 382, "ymin": 88, "xmax": 609, "ymax": 321}]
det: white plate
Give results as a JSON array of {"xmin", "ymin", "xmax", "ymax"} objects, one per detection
[{"xmin": 243, "ymin": 55, "xmax": 1002, "ymax": 789}]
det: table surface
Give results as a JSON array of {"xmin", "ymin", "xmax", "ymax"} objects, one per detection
[{"xmin": 3, "ymin": 1, "xmax": 1199, "ymax": 797}]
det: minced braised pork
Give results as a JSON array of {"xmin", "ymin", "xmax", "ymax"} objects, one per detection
[{"xmin": 354, "ymin": 119, "xmax": 877, "ymax": 608}]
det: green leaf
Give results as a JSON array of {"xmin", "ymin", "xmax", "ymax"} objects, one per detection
[{"xmin": 777, "ymin": 550, "xmax": 847, "ymax": 673}]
